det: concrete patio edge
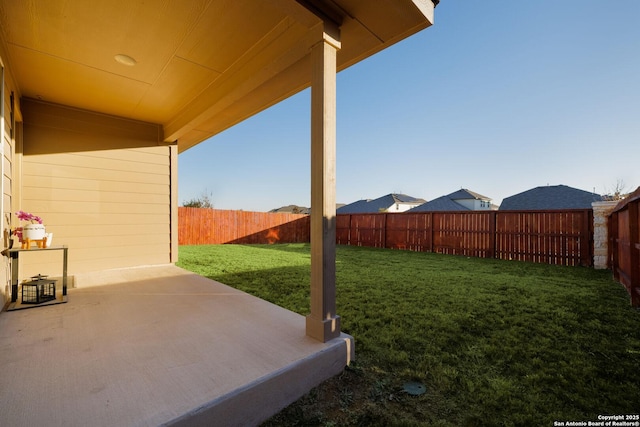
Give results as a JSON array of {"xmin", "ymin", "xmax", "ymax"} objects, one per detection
[{"xmin": 164, "ymin": 334, "xmax": 354, "ymax": 427}]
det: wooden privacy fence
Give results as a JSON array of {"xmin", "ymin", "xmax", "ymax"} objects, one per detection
[
  {"xmin": 608, "ymin": 188, "xmax": 640, "ymax": 306},
  {"xmin": 336, "ymin": 210, "xmax": 594, "ymax": 267},
  {"xmin": 179, "ymin": 207, "xmax": 594, "ymax": 267},
  {"xmin": 178, "ymin": 208, "xmax": 309, "ymax": 245}
]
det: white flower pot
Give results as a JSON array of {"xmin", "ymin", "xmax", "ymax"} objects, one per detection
[{"xmin": 23, "ymin": 223, "xmax": 46, "ymax": 241}]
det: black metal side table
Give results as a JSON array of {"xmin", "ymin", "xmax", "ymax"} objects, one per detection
[{"xmin": 8, "ymin": 246, "xmax": 68, "ymax": 304}]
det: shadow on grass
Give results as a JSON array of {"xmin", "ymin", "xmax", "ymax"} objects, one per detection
[{"xmin": 201, "ymin": 264, "xmax": 312, "ymax": 316}]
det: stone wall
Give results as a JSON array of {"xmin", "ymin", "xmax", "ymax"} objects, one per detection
[{"xmin": 592, "ymin": 201, "xmax": 618, "ymax": 269}]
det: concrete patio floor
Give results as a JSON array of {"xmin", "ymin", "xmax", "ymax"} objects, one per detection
[{"xmin": 0, "ymin": 265, "xmax": 354, "ymax": 427}]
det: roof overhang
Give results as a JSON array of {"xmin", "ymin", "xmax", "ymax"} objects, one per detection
[{"xmin": 0, "ymin": 0, "xmax": 434, "ymax": 152}]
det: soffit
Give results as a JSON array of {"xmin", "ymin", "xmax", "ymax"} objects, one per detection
[{"xmin": 0, "ymin": 0, "xmax": 433, "ymax": 152}]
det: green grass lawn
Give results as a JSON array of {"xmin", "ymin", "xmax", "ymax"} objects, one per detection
[{"xmin": 177, "ymin": 244, "xmax": 640, "ymax": 426}]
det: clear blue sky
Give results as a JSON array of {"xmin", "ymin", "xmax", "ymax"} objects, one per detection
[{"xmin": 178, "ymin": 0, "xmax": 640, "ymax": 212}]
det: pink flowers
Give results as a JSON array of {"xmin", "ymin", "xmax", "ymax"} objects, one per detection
[
  {"xmin": 13, "ymin": 211, "xmax": 44, "ymax": 242},
  {"xmin": 16, "ymin": 210, "xmax": 43, "ymax": 224}
]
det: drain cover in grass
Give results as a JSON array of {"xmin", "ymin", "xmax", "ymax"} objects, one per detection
[{"xmin": 403, "ymin": 382, "xmax": 427, "ymax": 396}]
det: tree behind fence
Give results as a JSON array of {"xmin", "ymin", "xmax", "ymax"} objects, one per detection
[{"xmin": 178, "ymin": 208, "xmax": 593, "ymax": 267}]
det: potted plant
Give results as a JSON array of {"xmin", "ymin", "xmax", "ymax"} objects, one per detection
[{"xmin": 15, "ymin": 210, "xmax": 46, "ymax": 242}]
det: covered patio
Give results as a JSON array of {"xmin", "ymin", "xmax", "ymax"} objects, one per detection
[
  {"xmin": 0, "ymin": 265, "xmax": 352, "ymax": 426},
  {"xmin": 0, "ymin": 0, "xmax": 436, "ymax": 424}
]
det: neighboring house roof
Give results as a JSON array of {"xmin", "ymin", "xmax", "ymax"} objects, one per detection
[
  {"xmin": 337, "ymin": 193, "xmax": 425, "ymax": 214},
  {"xmin": 448, "ymin": 188, "xmax": 491, "ymax": 201},
  {"xmin": 269, "ymin": 205, "xmax": 310, "ymax": 214},
  {"xmin": 410, "ymin": 195, "xmax": 471, "ymax": 212},
  {"xmin": 499, "ymin": 185, "xmax": 603, "ymax": 210},
  {"xmin": 391, "ymin": 194, "xmax": 425, "ymax": 204},
  {"xmin": 409, "ymin": 188, "xmax": 492, "ymax": 212},
  {"xmin": 337, "ymin": 199, "xmax": 372, "ymax": 214},
  {"xmin": 269, "ymin": 204, "xmax": 345, "ymax": 214}
]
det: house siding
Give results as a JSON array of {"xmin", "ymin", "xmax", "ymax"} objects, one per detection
[
  {"xmin": 394, "ymin": 203, "xmax": 419, "ymax": 212},
  {"xmin": 456, "ymin": 199, "xmax": 492, "ymax": 211},
  {"xmin": 455, "ymin": 199, "xmax": 476, "ymax": 210},
  {"xmin": 20, "ymin": 99, "xmax": 171, "ymax": 282},
  {"xmin": 1, "ymin": 63, "xmax": 9, "ymax": 306},
  {"xmin": 2, "ymin": 77, "xmax": 10, "ymax": 217},
  {"xmin": 0, "ymin": 49, "xmax": 20, "ymax": 307}
]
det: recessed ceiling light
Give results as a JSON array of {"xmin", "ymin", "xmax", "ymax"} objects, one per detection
[{"xmin": 114, "ymin": 54, "xmax": 137, "ymax": 66}]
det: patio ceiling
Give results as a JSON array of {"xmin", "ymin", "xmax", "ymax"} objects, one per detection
[{"xmin": 0, "ymin": 0, "xmax": 434, "ymax": 153}]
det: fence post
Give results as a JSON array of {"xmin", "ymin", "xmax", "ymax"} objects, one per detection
[
  {"xmin": 488, "ymin": 211, "xmax": 496, "ymax": 259},
  {"xmin": 429, "ymin": 212, "xmax": 434, "ymax": 253},
  {"xmin": 581, "ymin": 210, "xmax": 592, "ymax": 267},
  {"xmin": 610, "ymin": 212, "xmax": 620, "ymax": 281}
]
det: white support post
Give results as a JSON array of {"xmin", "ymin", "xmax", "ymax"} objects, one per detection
[{"xmin": 306, "ymin": 25, "xmax": 341, "ymax": 342}]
